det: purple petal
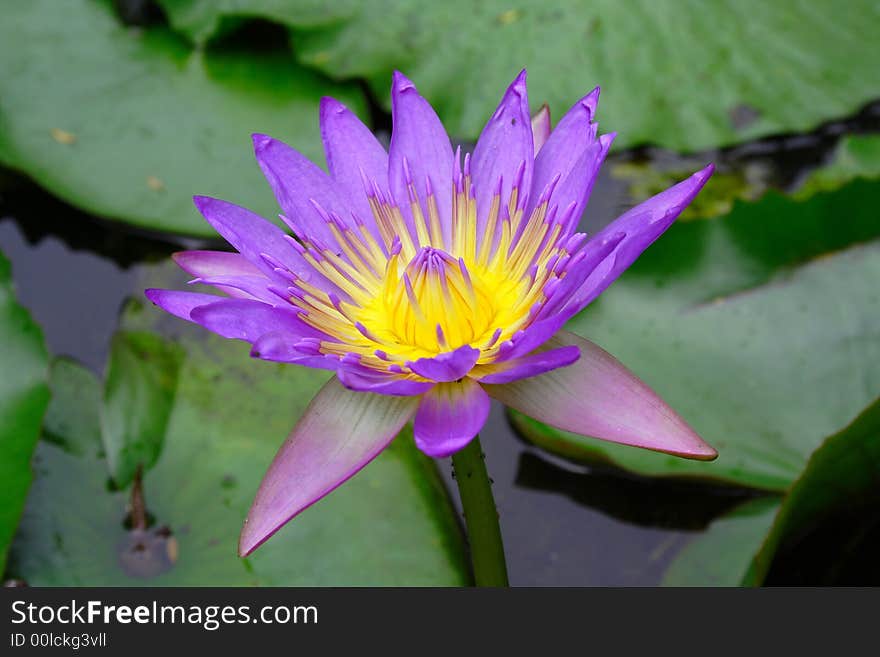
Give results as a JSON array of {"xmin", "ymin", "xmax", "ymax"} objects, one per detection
[
  {"xmin": 471, "ymin": 344, "xmax": 580, "ymax": 384},
  {"xmin": 319, "ymin": 97, "xmax": 387, "ymax": 241},
  {"xmin": 189, "ymin": 274, "xmax": 277, "ymax": 304},
  {"xmin": 239, "ymin": 376, "xmax": 419, "ymax": 555},
  {"xmin": 189, "ymin": 298, "xmax": 329, "ymax": 343},
  {"xmin": 534, "ymin": 231, "xmax": 626, "ymax": 323},
  {"xmin": 528, "ymin": 87, "xmax": 600, "ymax": 216},
  {"xmin": 192, "ymin": 196, "xmax": 325, "ymax": 289},
  {"xmin": 252, "ymin": 133, "xmax": 353, "ymax": 248},
  {"xmin": 413, "ymin": 379, "xmax": 490, "ymax": 458},
  {"xmin": 173, "ymin": 250, "xmax": 263, "ymax": 278},
  {"xmin": 485, "ymin": 330, "xmax": 717, "ymax": 460},
  {"xmin": 472, "ymin": 69, "xmax": 533, "ymax": 241},
  {"xmin": 565, "ymin": 164, "xmax": 715, "ymax": 314},
  {"xmin": 531, "ymin": 104, "xmax": 551, "ymax": 154},
  {"xmin": 144, "ymin": 288, "xmax": 222, "ymax": 322},
  {"xmin": 498, "ymin": 225, "xmax": 626, "ymax": 363},
  {"xmin": 389, "ymin": 71, "xmax": 454, "ymax": 246},
  {"xmin": 495, "ymin": 314, "xmax": 567, "ymax": 363},
  {"xmin": 406, "ymin": 344, "xmax": 480, "ymax": 382},
  {"xmin": 337, "ymin": 363, "xmax": 435, "ymax": 396},
  {"xmin": 250, "ymin": 332, "xmax": 340, "ymax": 371},
  {"xmin": 552, "ymin": 132, "xmax": 615, "ymax": 235}
]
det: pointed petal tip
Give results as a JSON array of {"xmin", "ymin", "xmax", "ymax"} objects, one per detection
[
  {"xmin": 580, "ymin": 86, "xmax": 601, "ymax": 116},
  {"xmin": 503, "ymin": 69, "xmax": 528, "ymax": 102},
  {"xmin": 191, "ymin": 194, "xmax": 213, "ymax": 211},
  {"xmin": 319, "ymin": 95, "xmax": 346, "ymax": 115},
  {"xmin": 191, "ymin": 195, "xmax": 231, "ymax": 223},
  {"xmin": 144, "ymin": 287, "xmax": 195, "ymax": 309},
  {"xmin": 487, "ymin": 331, "xmax": 721, "ymax": 463},
  {"xmin": 143, "ymin": 288, "xmax": 224, "ymax": 323},
  {"xmin": 251, "ymin": 133, "xmax": 273, "ymax": 152},
  {"xmin": 392, "ymin": 70, "xmax": 416, "ymax": 93},
  {"xmin": 238, "ymin": 523, "xmax": 263, "ymax": 557},
  {"xmin": 670, "ymin": 163, "xmax": 714, "ymax": 201},
  {"xmin": 170, "ymin": 250, "xmax": 205, "ymax": 275},
  {"xmin": 649, "ymin": 421, "xmax": 718, "ymax": 462},
  {"xmin": 697, "ymin": 163, "xmax": 716, "ymax": 182},
  {"xmin": 238, "ymin": 510, "xmax": 289, "ymax": 557},
  {"xmin": 238, "ymin": 377, "xmax": 418, "ymax": 557},
  {"xmin": 620, "ymin": 433, "xmax": 718, "ymax": 461},
  {"xmin": 690, "ymin": 442, "xmax": 719, "ymax": 461}
]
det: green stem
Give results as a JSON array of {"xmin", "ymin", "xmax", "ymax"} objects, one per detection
[{"xmin": 452, "ymin": 435, "xmax": 509, "ymax": 587}]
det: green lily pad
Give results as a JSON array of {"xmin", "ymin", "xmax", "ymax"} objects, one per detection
[
  {"xmin": 160, "ymin": 0, "xmax": 880, "ymax": 151},
  {"xmin": 512, "ymin": 179, "xmax": 880, "ymax": 491},
  {"xmin": 0, "ymin": 250, "xmax": 50, "ymax": 576},
  {"xmin": 8, "ymin": 301, "xmax": 468, "ymax": 585},
  {"xmin": 662, "ymin": 397, "xmax": 880, "ymax": 586},
  {"xmin": 158, "ymin": 0, "xmax": 359, "ymax": 45},
  {"xmin": 0, "ymin": 0, "xmax": 366, "ymax": 237},
  {"xmin": 748, "ymin": 397, "xmax": 880, "ymax": 584},
  {"xmin": 796, "ymin": 135, "xmax": 880, "ymax": 199},
  {"xmin": 101, "ymin": 331, "xmax": 185, "ymax": 489},
  {"xmin": 42, "ymin": 358, "xmax": 102, "ymax": 456},
  {"xmin": 661, "ymin": 496, "xmax": 781, "ymax": 586}
]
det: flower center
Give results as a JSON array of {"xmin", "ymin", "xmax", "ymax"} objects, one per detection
[
  {"xmin": 398, "ymin": 247, "xmax": 490, "ymax": 352},
  {"xmin": 286, "ymin": 164, "xmax": 574, "ymax": 372},
  {"xmin": 356, "ymin": 246, "xmax": 517, "ymax": 358}
]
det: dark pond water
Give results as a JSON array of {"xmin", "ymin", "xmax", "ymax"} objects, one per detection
[{"xmin": 4, "ymin": 98, "xmax": 878, "ymax": 586}]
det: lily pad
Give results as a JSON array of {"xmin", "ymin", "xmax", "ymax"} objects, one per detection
[
  {"xmin": 796, "ymin": 135, "xmax": 880, "ymax": 198},
  {"xmin": 101, "ymin": 331, "xmax": 185, "ymax": 489},
  {"xmin": 8, "ymin": 301, "xmax": 468, "ymax": 585},
  {"xmin": 161, "ymin": 0, "xmax": 880, "ymax": 151},
  {"xmin": 157, "ymin": 0, "xmax": 360, "ymax": 45},
  {"xmin": 0, "ymin": 0, "xmax": 366, "ymax": 237},
  {"xmin": 662, "ymin": 397, "xmax": 880, "ymax": 586},
  {"xmin": 748, "ymin": 397, "xmax": 880, "ymax": 584},
  {"xmin": 661, "ymin": 496, "xmax": 781, "ymax": 586},
  {"xmin": 512, "ymin": 179, "xmax": 880, "ymax": 491},
  {"xmin": 0, "ymin": 250, "xmax": 50, "ymax": 575}
]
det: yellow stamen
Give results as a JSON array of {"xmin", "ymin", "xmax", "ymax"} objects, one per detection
[{"xmin": 283, "ymin": 170, "xmax": 573, "ymax": 372}]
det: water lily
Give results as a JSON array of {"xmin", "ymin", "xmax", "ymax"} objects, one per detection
[{"xmin": 146, "ymin": 70, "xmax": 716, "ymax": 563}]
